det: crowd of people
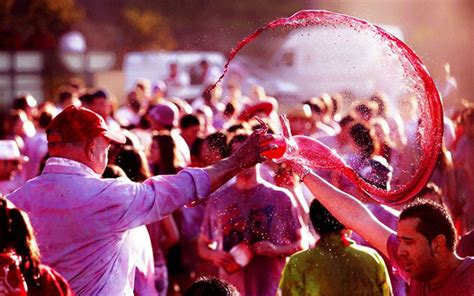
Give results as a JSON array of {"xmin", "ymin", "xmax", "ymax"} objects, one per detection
[{"xmin": 0, "ymin": 69, "xmax": 473, "ymax": 295}]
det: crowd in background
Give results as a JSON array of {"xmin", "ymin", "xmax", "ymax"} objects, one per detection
[{"xmin": 1, "ymin": 61, "xmax": 474, "ymax": 295}]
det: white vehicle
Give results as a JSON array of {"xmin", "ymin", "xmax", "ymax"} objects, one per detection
[
  {"xmin": 123, "ymin": 51, "xmax": 226, "ymax": 100},
  {"xmin": 270, "ymin": 25, "xmax": 405, "ymax": 99},
  {"xmin": 227, "ymin": 25, "xmax": 405, "ymax": 104}
]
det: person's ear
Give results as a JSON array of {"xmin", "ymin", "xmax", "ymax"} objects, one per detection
[
  {"xmin": 431, "ymin": 234, "xmax": 446, "ymax": 256},
  {"xmin": 85, "ymin": 140, "xmax": 96, "ymax": 160}
]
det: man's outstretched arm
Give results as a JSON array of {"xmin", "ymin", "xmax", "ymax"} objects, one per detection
[{"xmin": 298, "ymin": 166, "xmax": 395, "ymax": 257}]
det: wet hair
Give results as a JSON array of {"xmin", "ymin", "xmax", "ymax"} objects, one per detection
[
  {"xmin": 350, "ymin": 123, "xmax": 375, "ymax": 158},
  {"xmin": 180, "ymin": 114, "xmax": 200, "ymax": 129},
  {"xmin": 115, "ymin": 146, "xmax": 151, "ymax": 182},
  {"xmin": 184, "ymin": 276, "xmax": 240, "ymax": 296},
  {"xmin": 204, "ymin": 132, "xmax": 229, "ymax": 158},
  {"xmin": 309, "ymin": 199, "xmax": 344, "ymax": 235},
  {"xmin": 400, "ymin": 200, "xmax": 456, "ymax": 252},
  {"xmin": 0, "ymin": 197, "xmax": 41, "ymax": 288}
]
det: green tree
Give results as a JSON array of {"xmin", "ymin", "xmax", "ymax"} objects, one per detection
[
  {"xmin": 121, "ymin": 7, "xmax": 176, "ymax": 51},
  {"xmin": 27, "ymin": 0, "xmax": 84, "ymax": 36}
]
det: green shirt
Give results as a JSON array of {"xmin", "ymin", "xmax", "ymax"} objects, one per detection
[{"xmin": 279, "ymin": 234, "xmax": 392, "ymax": 296}]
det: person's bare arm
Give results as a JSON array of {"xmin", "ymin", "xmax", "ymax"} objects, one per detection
[
  {"xmin": 298, "ymin": 166, "xmax": 394, "ymax": 257},
  {"xmin": 203, "ymin": 128, "xmax": 276, "ymax": 192}
]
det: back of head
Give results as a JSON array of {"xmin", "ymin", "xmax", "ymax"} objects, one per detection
[
  {"xmin": 184, "ymin": 276, "xmax": 240, "ymax": 296},
  {"xmin": 400, "ymin": 199, "xmax": 456, "ymax": 252},
  {"xmin": 205, "ymin": 132, "xmax": 229, "ymax": 158},
  {"xmin": 180, "ymin": 114, "xmax": 200, "ymax": 130},
  {"xmin": 310, "ymin": 199, "xmax": 345, "ymax": 236}
]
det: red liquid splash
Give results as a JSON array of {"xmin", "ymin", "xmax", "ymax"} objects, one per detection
[
  {"xmin": 215, "ymin": 10, "xmax": 443, "ymax": 205},
  {"xmin": 260, "ymin": 135, "xmax": 287, "ymax": 159}
]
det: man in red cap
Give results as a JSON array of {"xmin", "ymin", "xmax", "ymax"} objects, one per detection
[{"xmin": 8, "ymin": 106, "xmax": 274, "ymax": 295}]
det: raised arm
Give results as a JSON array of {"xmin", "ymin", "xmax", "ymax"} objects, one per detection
[{"xmin": 297, "ymin": 165, "xmax": 394, "ymax": 257}]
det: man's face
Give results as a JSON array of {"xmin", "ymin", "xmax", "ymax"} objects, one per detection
[
  {"xmin": 89, "ymin": 136, "xmax": 111, "ymax": 175},
  {"xmin": 397, "ymin": 218, "xmax": 438, "ymax": 281},
  {"xmin": 0, "ymin": 159, "xmax": 20, "ymax": 180}
]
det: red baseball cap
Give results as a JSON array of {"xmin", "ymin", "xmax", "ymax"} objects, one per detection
[
  {"xmin": 47, "ymin": 106, "xmax": 126, "ymax": 144},
  {"xmin": 237, "ymin": 101, "xmax": 274, "ymax": 121}
]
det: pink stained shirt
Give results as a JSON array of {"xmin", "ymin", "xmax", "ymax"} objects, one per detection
[{"xmin": 7, "ymin": 157, "xmax": 210, "ymax": 296}]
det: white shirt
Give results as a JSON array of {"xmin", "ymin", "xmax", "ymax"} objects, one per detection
[{"xmin": 8, "ymin": 157, "xmax": 210, "ymax": 295}]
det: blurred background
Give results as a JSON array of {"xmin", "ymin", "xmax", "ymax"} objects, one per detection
[{"xmin": 0, "ymin": 0, "xmax": 472, "ymax": 114}]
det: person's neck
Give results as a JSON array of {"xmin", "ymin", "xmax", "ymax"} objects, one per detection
[
  {"xmin": 234, "ymin": 169, "xmax": 260, "ymax": 190},
  {"xmin": 429, "ymin": 254, "xmax": 463, "ymax": 285}
]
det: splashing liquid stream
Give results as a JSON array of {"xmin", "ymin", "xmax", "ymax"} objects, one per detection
[{"xmin": 212, "ymin": 10, "xmax": 443, "ymax": 205}]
